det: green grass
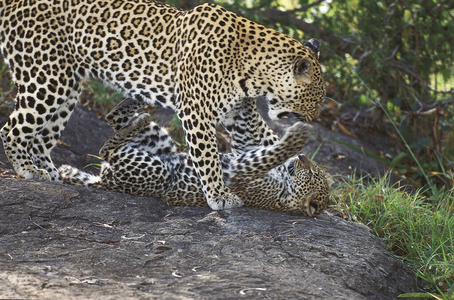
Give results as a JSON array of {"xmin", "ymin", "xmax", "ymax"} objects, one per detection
[{"xmin": 331, "ymin": 173, "xmax": 454, "ymax": 299}]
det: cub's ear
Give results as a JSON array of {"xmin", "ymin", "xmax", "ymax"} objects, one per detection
[
  {"xmin": 298, "ymin": 154, "xmax": 316, "ymax": 172},
  {"xmin": 304, "ymin": 38, "xmax": 320, "ymax": 59},
  {"xmin": 293, "ymin": 57, "xmax": 312, "ymax": 84}
]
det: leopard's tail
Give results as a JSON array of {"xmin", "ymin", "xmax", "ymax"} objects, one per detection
[{"xmin": 58, "ymin": 165, "xmax": 103, "ymax": 188}]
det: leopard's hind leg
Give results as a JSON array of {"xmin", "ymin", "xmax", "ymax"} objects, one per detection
[
  {"xmin": 100, "ymin": 113, "xmax": 177, "ymax": 161},
  {"xmin": 59, "ymin": 106, "xmax": 156, "ymax": 189},
  {"xmin": 103, "ymin": 96, "xmax": 177, "ymax": 156},
  {"xmin": 105, "ymin": 97, "xmax": 147, "ymax": 131},
  {"xmin": 99, "ymin": 113, "xmax": 153, "ymax": 161},
  {"xmin": 227, "ymin": 99, "xmax": 280, "ymax": 154},
  {"xmin": 0, "ymin": 73, "xmax": 82, "ymax": 181}
]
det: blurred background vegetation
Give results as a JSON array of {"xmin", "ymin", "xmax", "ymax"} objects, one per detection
[{"xmin": 167, "ymin": 0, "xmax": 454, "ymax": 190}]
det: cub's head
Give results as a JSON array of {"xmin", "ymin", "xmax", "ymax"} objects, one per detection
[
  {"xmin": 265, "ymin": 38, "xmax": 326, "ymax": 123},
  {"xmin": 278, "ymin": 154, "xmax": 330, "ymax": 216}
]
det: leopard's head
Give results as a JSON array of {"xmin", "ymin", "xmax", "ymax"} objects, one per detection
[
  {"xmin": 265, "ymin": 39, "xmax": 326, "ymax": 123},
  {"xmin": 279, "ymin": 154, "xmax": 330, "ymax": 216}
]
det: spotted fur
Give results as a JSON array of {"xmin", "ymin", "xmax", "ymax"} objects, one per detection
[
  {"xmin": 0, "ymin": 0, "xmax": 326, "ymax": 210},
  {"xmin": 60, "ymin": 98, "xmax": 329, "ymax": 216}
]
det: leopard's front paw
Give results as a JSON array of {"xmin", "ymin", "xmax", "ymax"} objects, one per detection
[
  {"xmin": 208, "ymin": 192, "xmax": 244, "ymax": 210},
  {"xmin": 20, "ymin": 166, "xmax": 52, "ymax": 181}
]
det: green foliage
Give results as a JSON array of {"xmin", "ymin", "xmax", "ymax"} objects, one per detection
[
  {"xmin": 332, "ymin": 174, "xmax": 454, "ymax": 298},
  {"xmin": 0, "ymin": 58, "xmax": 14, "ymax": 118},
  {"xmin": 333, "ymin": 0, "xmax": 454, "ymax": 188},
  {"xmin": 167, "ymin": 112, "xmax": 187, "ymax": 151},
  {"xmin": 0, "ymin": 60, "xmax": 10, "ymax": 86},
  {"xmin": 84, "ymin": 80, "xmax": 124, "ymax": 115}
]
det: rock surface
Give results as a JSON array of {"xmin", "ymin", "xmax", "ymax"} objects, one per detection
[{"xmin": 0, "ymin": 104, "xmax": 419, "ymax": 299}]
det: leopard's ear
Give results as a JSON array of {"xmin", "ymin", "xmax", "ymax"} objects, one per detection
[
  {"xmin": 304, "ymin": 38, "xmax": 320, "ymax": 59},
  {"xmin": 293, "ymin": 57, "xmax": 313, "ymax": 85},
  {"xmin": 297, "ymin": 154, "xmax": 316, "ymax": 171}
]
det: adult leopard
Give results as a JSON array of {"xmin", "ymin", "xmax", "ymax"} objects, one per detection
[
  {"xmin": 0, "ymin": 0, "xmax": 326, "ymax": 210},
  {"xmin": 59, "ymin": 98, "xmax": 330, "ymax": 216}
]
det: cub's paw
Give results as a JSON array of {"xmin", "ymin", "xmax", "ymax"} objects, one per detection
[
  {"xmin": 131, "ymin": 113, "xmax": 152, "ymax": 129},
  {"xmin": 118, "ymin": 113, "xmax": 152, "ymax": 135},
  {"xmin": 208, "ymin": 192, "xmax": 244, "ymax": 210},
  {"xmin": 281, "ymin": 122, "xmax": 310, "ymax": 147}
]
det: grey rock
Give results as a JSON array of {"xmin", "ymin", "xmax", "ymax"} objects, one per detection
[
  {"xmin": 0, "ymin": 175, "xmax": 418, "ymax": 299},
  {"xmin": 0, "ymin": 103, "xmax": 419, "ymax": 299}
]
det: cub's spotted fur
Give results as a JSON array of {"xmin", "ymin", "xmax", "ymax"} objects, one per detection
[
  {"xmin": 0, "ymin": 0, "xmax": 325, "ymax": 210},
  {"xmin": 60, "ymin": 99, "xmax": 330, "ymax": 216}
]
